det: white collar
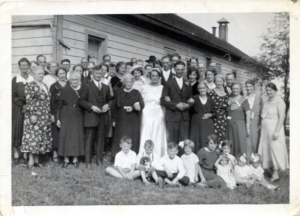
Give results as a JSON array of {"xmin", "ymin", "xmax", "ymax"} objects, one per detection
[
  {"xmin": 93, "ymin": 79, "xmax": 101, "ymax": 87},
  {"xmin": 175, "ymin": 76, "xmax": 183, "ymax": 81},
  {"xmin": 162, "ymin": 68, "xmax": 170, "ymax": 73},
  {"xmin": 124, "ymin": 88, "xmax": 133, "ymax": 93},
  {"xmin": 16, "ymin": 74, "xmax": 34, "ymax": 84},
  {"xmin": 121, "ymin": 150, "xmax": 132, "ymax": 156}
]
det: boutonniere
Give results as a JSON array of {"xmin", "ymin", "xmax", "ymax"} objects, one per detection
[{"xmin": 185, "ymin": 81, "xmax": 190, "ymax": 86}]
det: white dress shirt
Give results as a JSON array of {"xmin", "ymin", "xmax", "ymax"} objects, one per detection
[
  {"xmin": 93, "ymin": 79, "xmax": 102, "ymax": 90},
  {"xmin": 175, "ymin": 76, "xmax": 183, "ymax": 89},
  {"xmin": 156, "ymin": 155, "xmax": 186, "ymax": 179},
  {"xmin": 162, "ymin": 69, "xmax": 171, "ymax": 81},
  {"xmin": 114, "ymin": 150, "xmax": 137, "ymax": 169},
  {"xmin": 16, "ymin": 74, "xmax": 34, "ymax": 84}
]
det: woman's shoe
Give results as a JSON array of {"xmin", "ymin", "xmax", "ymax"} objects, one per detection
[
  {"xmin": 53, "ymin": 157, "xmax": 59, "ymax": 163},
  {"xmin": 74, "ymin": 161, "xmax": 79, "ymax": 168},
  {"xmin": 27, "ymin": 161, "xmax": 34, "ymax": 169},
  {"xmin": 62, "ymin": 162, "xmax": 69, "ymax": 169}
]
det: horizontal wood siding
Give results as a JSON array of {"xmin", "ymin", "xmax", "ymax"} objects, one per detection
[{"xmin": 12, "ymin": 15, "xmax": 54, "ymax": 78}]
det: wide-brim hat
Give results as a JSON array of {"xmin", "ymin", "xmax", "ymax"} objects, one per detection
[
  {"xmin": 146, "ymin": 55, "xmax": 156, "ymax": 63},
  {"xmin": 129, "ymin": 64, "xmax": 143, "ymax": 74}
]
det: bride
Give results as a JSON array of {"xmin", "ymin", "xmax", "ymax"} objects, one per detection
[{"xmin": 139, "ymin": 68, "xmax": 167, "ymax": 157}]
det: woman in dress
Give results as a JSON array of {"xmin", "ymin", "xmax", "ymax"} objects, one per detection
[
  {"xmin": 130, "ymin": 65, "xmax": 145, "ymax": 93},
  {"xmin": 29, "ymin": 61, "xmax": 38, "ymax": 76},
  {"xmin": 43, "ymin": 62, "xmax": 59, "ymax": 89},
  {"xmin": 12, "ymin": 58, "xmax": 34, "ymax": 165},
  {"xmin": 139, "ymin": 69, "xmax": 167, "ymax": 157},
  {"xmin": 57, "ymin": 71, "xmax": 85, "ymax": 169},
  {"xmin": 208, "ymin": 74, "xmax": 228, "ymax": 141},
  {"xmin": 110, "ymin": 61, "xmax": 126, "ymax": 91},
  {"xmin": 226, "ymin": 83, "xmax": 251, "ymax": 157},
  {"xmin": 188, "ymin": 56, "xmax": 198, "ymax": 68},
  {"xmin": 111, "ymin": 74, "xmax": 145, "ymax": 158},
  {"xmin": 258, "ymin": 83, "xmax": 289, "ymax": 182},
  {"xmin": 245, "ymin": 79, "xmax": 263, "ymax": 159},
  {"xmin": 204, "ymin": 68, "xmax": 216, "ymax": 92},
  {"xmin": 21, "ymin": 66, "xmax": 52, "ymax": 168},
  {"xmin": 189, "ymin": 81, "xmax": 216, "ymax": 153},
  {"xmin": 49, "ymin": 67, "xmax": 67, "ymax": 163},
  {"xmin": 187, "ymin": 66, "xmax": 200, "ymax": 96}
]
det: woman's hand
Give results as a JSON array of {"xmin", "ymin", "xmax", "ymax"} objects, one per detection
[
  {"xmin": 57, "ymin": 120, "xmax": 61, "ymax": 128},
  {"xmin": 202, "ymin": 113, "xmax": 212, "ymax": 119},
  {"xmin": 91, "ymin": 105, "xmax": 101, "ymax": 114},
  {"xmin": 273, "ymin": 131, "xmax": 279, "ymax": 140},
  {"xmin": 228, "ymin": 100, "xmax": 233, "ymax": 106},
  {"xmin": 200, "ymin": 177, "xmax": 207, "ymax": 184},
  {"xmin": 51, "ymin": 115, "xmax": 55, "ymax": 123},
  {"xmin": 246, "ymin": 127, "xmax": 250, "ymax": 137},
  {"xmin": 101, "ymin": 104, "xmax": 110, "ymax": 113},
  {"xmin": 125, "ymin": 106, "xmax": 133, "ymax": 112},
  {"xmin": 164, "ymin": 96, "xmax": 171, "ymax": 102},
  {"xmin": 133, "ymin": 102, "xmax": 140, "ymax": 111},
  {"xmin": 188, "ymin": 98, "xmax": 195, "ymax": 103},
  {"xmin": 30, "ymin": 115, "xmax": 37, "ymax": 124}
]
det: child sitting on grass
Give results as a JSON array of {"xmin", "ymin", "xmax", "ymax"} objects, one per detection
[
  {"xmin": 219, "ymin": 140, "xmax": 237, "ymax": 168},
  {"xmin": 105, "ymin": 136, "xmax": 140, "ymax": 180},
  {"xmin": 233, "ymin": 153, "xmax": 255, "ymax": 188},
  {"xmin": 181, "ymin": 139, "xmax": 199, "ymax": 186},
  {"xmin": 196, "ymin": 134, "xmax": 227, "ymax": 188},
  {"xmin": 214, "ymin": 153, "xmax": 237, "ymax": 189},
  {"xmin": 134, "ymin": 140, "xmax": 160, "ymax": 185},
  {"xmin": 153, "ymin": 142, "xmax": 190, "ymax": 187},
  {"xmin": 250, "ymin": 153, "xmax": 279, "ymax": 190}
]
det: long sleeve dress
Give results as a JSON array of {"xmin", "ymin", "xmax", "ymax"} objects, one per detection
[
  {"xmin": 49, "ymin": 81, "xmax": 64, "ymax": 150},
  {"xmin": 12, "ymin": 75, "xmax": 34, "ymax": 147},
  {"xmin": 57, "ymin": 84, "xmax": 85, "ymax": 157},
  {"xmin": 139, "ymin": 84, "xmax": 167, "ymax": 157},
  {"xmin": 189, "ymin": 95, "xmax": 216, "ymax": 153},
  {"xmin": 258, "ymin": 96, "xmax": 289, "ymax": 170},
  {"xmin": 111, "ymin": 88, "xmax": 145, "ymax": 157},
  {"xmin": 21, "ymin": 81, "xmax": 52, "ymax": 154},
  {"xmin": 208, "ymin": 89, "xmax": 229, "ymax": 141},
  {"xmin": 245, "ymin": 93, "xmax": 263, "ymax": 157},
  {"xmin": 226, "ymin": 97, "xmax": 250, "ymax": 157}
]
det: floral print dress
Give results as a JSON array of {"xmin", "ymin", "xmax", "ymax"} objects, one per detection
[
  {"xmin": 21, "ymin": 81, "xmax": 52, "ymax": 154},
  {"xmin": 208, "ymin": 89, "xmax": 228, "ymax": 140}
]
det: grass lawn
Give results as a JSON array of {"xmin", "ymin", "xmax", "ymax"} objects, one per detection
[{"xmin": 12, "ymin": 137, "xmax": 290, "ymax": 206}]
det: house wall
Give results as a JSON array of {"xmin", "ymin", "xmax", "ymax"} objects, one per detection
[{"xmin": 11, "ymin": 15, "xmax": 54, "ymax": 78}]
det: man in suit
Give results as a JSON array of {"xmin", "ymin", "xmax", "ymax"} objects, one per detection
[
  {"xmin": 161, "ymin": 55, "xmax": 175, "ymax": 86},
  {"xmin": 81, "ymin": 61, "xmax": 94, "ymax": 86},
  {"xmin": 79, "ymin": 63, "xmax": 113, "ymax": 168},
  {"xmin": 161, "ymin": 61, "xmax": 192, "ymax": 147}
]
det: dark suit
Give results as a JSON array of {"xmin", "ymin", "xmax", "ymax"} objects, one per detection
[
  {"xmin": 161, "ymin": 69, "xmax": 175, "ymax": 86},
  {"xmin": 79, "ymin": 81, "xmax": 113, "ymax": 163},
  {"xmin": 224, "ymin": 85, "xmax": 244, "ymax": 96},
  {"xmin": 81, "ymin": 71, "xmax": 92, "ymax": 86},
  {"xmin": 160, "ymin": 78, "xmax": 192, "ymax": 146}
]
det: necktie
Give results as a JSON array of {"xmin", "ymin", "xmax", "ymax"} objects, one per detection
[
  {"xmin": 85, "ymin": 71, "xmax": 88, "ymax": 78},
  {"xmin": 98, "ymin": 82, "xmax": 102, "ymax": 91}
]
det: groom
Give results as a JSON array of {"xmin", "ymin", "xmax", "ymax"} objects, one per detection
[{"xmin": 161, "ymin": 61, "xmax": 192, "ymax": 149}]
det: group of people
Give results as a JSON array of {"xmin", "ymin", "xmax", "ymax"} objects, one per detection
[{"xmin": 12, "ymin": 53, "xmax": 289, "ymax": 188}]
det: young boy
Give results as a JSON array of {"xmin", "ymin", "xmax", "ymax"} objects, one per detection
[
  {"xmin": 134, "ymin": 140, "xmax": 160, "ymax": 185},
  {"xmin": 153, "ymin": 142, "xmax": 190, "ymax": 186},
  {"xmin": 105, "ymin": 136, "xmax": 139, "ymax": 180}
]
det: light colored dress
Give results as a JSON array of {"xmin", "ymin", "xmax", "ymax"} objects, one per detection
[
  {"xmin": 43, "ymin": 74, "xmax": 57, "ymax": 90},
  {"xmin": 139, "ymin": 84, "xmax": 167, "ymax": 157},
  {"xmin": 258, "ymin": 96, "xmax": 289, "ymax": 170},
  {"xmin": 181, "ymin": 153, "xmax": 199, "ymax": 183},
  {"xmin": 234, "ymin": 165, "xmax": 252, "ymax": 179},
  {"xmin": 216, "ymin": 164, "xmax": 237, "ymax": 189},
  {"xmin": 132, "ymin": 78, "xmax": 145, "ymax": 93}
]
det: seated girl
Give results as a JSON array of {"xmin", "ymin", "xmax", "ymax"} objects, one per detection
[
  {"xmin": 215, "ymin": 153, "xmax": 237, "ymax": 189},
  {"xmin": 219, "ymin": 140, "xmax": 237, "ymax": 168},
  {"xmin": 250, "ymin": 153, "xmax": 279, "ymax": 190},
  {"xmin": 233, "ymin": 153, "xmax": 255, "ymax": 188},
  {"xmin": 196, "ymin": 134, "xmax": 227, "ymax": 188}
]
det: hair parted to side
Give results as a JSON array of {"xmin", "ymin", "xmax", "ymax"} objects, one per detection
[
  {"xmin": 245, "ymin": 79, "xmax": 255, "ymax": 87},
  {"xmin": 61, "ymin": 59, "xmax": 70, "ymax": 64},
  {"xmin": 149, "ymin": 68, "xmax": 161, "ymax": 78},
  {"xmin": 69, "ymin": 71, "xmax": 81, "ymax": 79},
  {"xmin": 144, "ymin": 140, "xmax": 154, "ymax": 148},
  {"xmin": 266, "ymin": 82, "xmax": 278, "ymax": 91},
  {"xmin": 46, "ymin": 61, "xmax": 59, "ymax": 70},
  {"xmin": 116, "ymin": 61, "xmax": 125, "ymax": 73},
  {"xmin": 206, "ymin": 134, "xmax": 219, "ymax": 145},
  {"xmin": 220, "ymin": 140, "xmax": 232, "ymax": 148},
  {"xmin": 122, "ymin": 73, "xmax": 134, "ymax": 83},
  {"xmin": 56, "ymin": 66, "xmax": 67, "ymax": 76},
  {"xmin": 120, "ymin": 136, "xmax": 132, "ymax": 144},
  {"xmin": 18, "ymin": 57, "xmax": 30, "ymax": 66},
  {"xmin": 187, "ymin": 66, "xmax": 200, "ymax": 80},
  {"xmin": 36, "ymin": 54, "xmax": 46, "ymax": 61},
  {"xmin": 98, "ymin": 63, "xmax": 109, "ymax": 72},
  {"xmin": 73, "ymin": 64, "xmax": 84, "ymax": 71},
  {"xmin": 167, "ymin": 142, "xmax": 178, "ymax": 150},
  {"xmin": 174, "ymin": 60, "xmax": 186, "ymax": 67},
  {"xmin": 183, "ymin": 139, "xmax": 195, "ymax": 150}
]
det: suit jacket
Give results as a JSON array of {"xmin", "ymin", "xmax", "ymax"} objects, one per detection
[
  {"xmin": 79, "ymin": 81, "xmax": 113, "ymax": 127},
  {"xmin": 160, "ymin": 78, "xmax": 193, "ymax": 122},
  {"xmin": 161, "ymin": 69, "xmax": 175, "ymax": 86},
  {"xmin": 81, "ymin": 71, "xmax": 92, "ymax": 86},
  {"xmin": 224, "ymin": 85, "xmax": 244, "ymax": 96}
]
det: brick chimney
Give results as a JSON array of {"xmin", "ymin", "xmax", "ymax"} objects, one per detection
[
  {"xmin": 217, "ymin": 17, "xmax": 229, "ymax": 42},
  {"xmin": 212, "ymin": 27, "xmax": 217, "ymax": 36}
]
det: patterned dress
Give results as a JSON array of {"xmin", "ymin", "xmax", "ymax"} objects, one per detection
[
  {"xmin": 208, "ymin": 89, "xmax": 228, "ymax": 140},
  {"xmin": 21, "ymin": 81, "xmax": 52, "ymax": 154}
]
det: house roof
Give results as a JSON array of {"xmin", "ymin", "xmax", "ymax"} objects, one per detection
[
  {"xmin": 217, "ymin": 17, "xmax": 230, "ymax": 23},
  {"xmin": 140, "ymin": 14, "xmax": 250, "ymax": 59}
]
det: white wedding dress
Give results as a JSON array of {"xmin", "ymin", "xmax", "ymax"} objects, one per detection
[{"xmin": 139, "ymin": 84, "xmax": 167, "ymax": 157}]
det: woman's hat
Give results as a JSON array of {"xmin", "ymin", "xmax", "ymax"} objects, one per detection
[
  {"xmin": 129, "ymin": 64, "xmax": 143, "ymax": 74},
  {"xmin": 146, "ymin": 55, "xmax": 156, "ymax": 63}
]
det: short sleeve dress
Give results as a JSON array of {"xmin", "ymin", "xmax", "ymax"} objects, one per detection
[{"xmin": 216, "ymin": 164, "xmax": 237, "ymax": 189}]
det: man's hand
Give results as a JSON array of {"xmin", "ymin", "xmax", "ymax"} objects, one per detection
[
  {"xmin": 164, "ymin": 96, "xmax": 171, "ymax": 102},
  {"xmin": 165, "ymin": 169, "xmax": 173, "ymax": 179},
  {"xmin": 176, "ymin": 103, "xmax": 186, "ymax": 111},
  {"xmin": 91, "ymin": 106, "xmax": 101, "ymax": 114},
  {"xmin": 187, "ymin": 98, "xmax": 195, "ymax": 103},
  {"xmin": 124, "ymin": 106, "xmax": 133, "ymax": 112},
  {"xmin": 101, "ymin": 104, "xmax": 110, "ymax": 113}
]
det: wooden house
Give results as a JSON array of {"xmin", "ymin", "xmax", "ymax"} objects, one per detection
[{"xmin": 12, "ymin": 14, "xmax": 254, "ymax": 89}]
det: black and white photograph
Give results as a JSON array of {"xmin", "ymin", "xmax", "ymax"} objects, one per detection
[{"xmin": 2, "ymin": 0, "xmax": 298, "ymax": 213}]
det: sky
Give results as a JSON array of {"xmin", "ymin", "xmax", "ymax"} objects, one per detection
[{"xmin": 177, "ymin": 13, "xmax": 275, "ymax": 57}]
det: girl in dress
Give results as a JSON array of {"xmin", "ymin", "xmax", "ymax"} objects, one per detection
[
  {"xmin": 233, "ymin": 153, "xmax": 255, "ymax": 188},
  {"xmin": 187, "ymin": 66, "xmax": 200, "ymax": 96},
  {"xmin": 250, "ymin": 153, "xmax": 279, "ymax": 190},
  {"xmin": 130, "ymin": 65, "xmax": 145, "ymax": 93},
  {"xmin": 219, "ymin": 140, "xmax": 237, "ymax": 168},
  {"xmin": 181, "ymin": 139, "xmax": 199, "ymax": 186},
  {"xmin": 214, "ymin": 153, "xmax": 237, "ymax": 189}
]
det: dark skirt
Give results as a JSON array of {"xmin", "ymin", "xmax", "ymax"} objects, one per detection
[
  {"xmin": 12, "ymin": 109, "xmax": 24, "ymax": 147},
  {"xmin": 52, "ymin": 121, "xmax": 60, "ymax": 149},
  {"xmin": 58, "ymin": 106, "xmax": 85, "ymax": 157},
  {"xmin": 226, "ymin": 119, "xmax": 247, "ymax": 157}
]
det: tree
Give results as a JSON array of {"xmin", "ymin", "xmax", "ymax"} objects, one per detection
[{"xmin": 239, "ymin": 12, "xmax": 290, "ymax": 134}]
